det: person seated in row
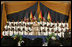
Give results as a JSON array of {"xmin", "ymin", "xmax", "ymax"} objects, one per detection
[{"xmin": 7, "ymin": 21, "xmax": 68, "ymax": 29}]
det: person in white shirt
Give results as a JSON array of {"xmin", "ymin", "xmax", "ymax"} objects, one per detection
[
  {"xmin": 44, "ymin": 26, "xmax": 48, "ymax": 36},
  {"xmin": 41, "ymin": 29, "xmax": 45, "ymax": 35},
  {"xmin": 14, "ymin": 30, "xmax": 18, "ymax": 35},
  {"xmin": 2, "ymin": 28, "xmax": 5, "ymax": 36},
  {"xmin": 51, "ymin": 29, "xmax": 55, "ymax": 34},
  {"xmin": 47, "ymin": 22, "xmax": 50, "ymax": 28},
  {"xmin": 57, "ymin": 21, "xmax": 59, "ymax": 27},
  {"xmin": 24, "ymin": 31, "xmax": 28, "ymax": 35},
  {"xmin": 55, "ymin": 28, "xmax": 61, "ymax": 37},
  {"xmin": 49, "ymin": 28, "xmax": 52, "ymax": 35},
  {"xmin": 28, "ymin": 27, "xmax": 32, "ymax": 35},
  {"xmin": 41, "ymin": 26, "xmax": 45, "ymax": 35},
  {"xmin": 65, "ymin": 23, "xmax": 69, "ymax": 29},
  {"xmin": 60, "ymin": 29, "xmax": 64, "ymax": 38},
  {"xmin": 60, "ymin": 21, "xmax": 64, "ymax": 28},
  {"xmin": 19, "ymin": 31, "xmax": 23, "ymax": 35},
  {"xmin": 47, "ymin": 29, "xmax": 50, "ymax": 36},
  {"xmin": 51, "ymin": 22, "xmax": 54, "ymax": 28},
  {"xmin": 10, "ymin": 29, "xmax": 13, "ymax": 36},
  {"xmin": 4, "ymin": 25, "xmax": 8, "ymax": 30},
  {"xmin": 5, "ymin": 29, "xmax": 9, "ymax": 36}
]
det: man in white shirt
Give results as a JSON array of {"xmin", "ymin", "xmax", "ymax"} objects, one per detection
[
  {"xmin": 60, "ymin": 29, "xmax": 64, "ymax": 38},
  {"xmin": 49, "ymin": 28, "xmax": 52, "ymax": 35}
]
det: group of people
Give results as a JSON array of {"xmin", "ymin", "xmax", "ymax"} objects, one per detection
[
  {"xmin": 2, "ymin": 20, "xmax": 69, "ymax": 38},
  {"xmin": 2, "ymin": 19, "xmax": 71, "ymax": 46}
]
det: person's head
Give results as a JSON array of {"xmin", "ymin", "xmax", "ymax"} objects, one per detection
[
  {"xmin": 51, "ymin": 29, "xmax": 54, "ymax": 32},
  {"xmin": 61, "ymin": 29, "xmax": 63, "ymax": 32},
  {"xmin": 11, "ymin": 28, "xmax": 14, "ymax": 31},
  {"xmin": 27, "ymin": 18, "xmax": 29, "ymax": 22},
  {"xmin": 8, "ymin": 28, "xmax": 10, "ymax": 31},
  {"xmin": 12, "ymin": 19, "xmax": 14, "ymax": 22},
  {"xmin": 23, "ymin": 28, "xmax": 25, "ymax": 31},
  {"xmin": 3, "ymin": 28, "xmax": 5, "ymax": 31},
  {"xmin": 21, "ymin": 19, "xmax": 23, "ymax": 21},
  {"xmin": 42, "ymin": 29, "xmax": 45, "ymax": 32},
  {"xmin": 44, "ymin": 24, "xmax": 47, "ymax": 27},
  {"xmin": 7, "ymin": 22, "xmax": 9, "ymax": 26},
  {"xmin": 47, "ymin": 29, "xmax": 50, "ymax": 32},
  {"xmin": 18, "ymin": 28, "xmax": 21, "ymax": 31}
]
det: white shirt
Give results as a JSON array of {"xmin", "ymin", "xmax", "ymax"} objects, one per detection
[
  {"xmin": 14, "ymin": 31, "xmax": 18, "ymax": 35},
  {"xmin": 5, "ymin": 31, "xmax": 9, "ymax": 36},
  {"xmin": 30, "ymin": 22, "xmax": 33, "ymax": 24},
  {"xmin": 29, "ymin": 32, "xmax": 33, "ymax": 35},
  {"xmin": 43, "ymin": 22, "xmax": 46, "ymax": 26},
  {"xmin": 38, "ymin": 22, "xmax": 40, "ymax": 24},
  {"xmin": 20, "ymin": 27, "xmax": 23, "ymax": 31},
  {"xmin": 41, "ymin": 32, "xmax": 44, "ymax": 35},
  {"xmin": 4, "ymin": 25, "xmax": 8, "ymax": 29},
  {"xmin": 41, "ymin": 27, "xmax": 45, "ymax": 31},
  {"xmin": 47, "ymin": 22, "xmax": 50, "ymax": 26},
  {"xmin": 49, "ymin": 32, "xmax": 52, "ymax": 35},
  {"xmin": 12, "ymin": 27, "xmax": 15, "ymax": 30},
  {"xmin": 2, "ymin": 31, "xmax": 5, "ymax": 36},
  {"xmin": 57, "ymin": 27, "xmax": 61, "ymax": 31},
  {"xmin": 45, "ymin": 27, "xmax": 48, "ymax": 32},
  {"xmin": 44, "ymin": 32, "xmax": 48, "ymax": 36},
  {"xmin": 8, "ymin": 26, "xmax": 11, "ymax": 29},
  {"xmin": 24, "ymin": 31, "xmax": 28, "ymax": 35},
  {"xmin": 59, "ymin": 32, "xmax": 64, "ymax": 38},
  {"xmin": 51, "ymin": 23, "xmax": 54, "ymax": 27},
  {"xmin": 54, "ymin": 23, "xmax": 57, "ymax": 27},
  {"xmin": 10, "ymin": 31, "xmax": 13, "ymax": 36},
  {"xmin": 23, "ymin": 22, "xmax": 25, "ymax": 24},
  {"xmin": 40, "ymin": 22, "xmax": 43, "ymax": 24},
  {"xmin": 19, "ymin": 31, "xmax": 23, "ymax": 35}
]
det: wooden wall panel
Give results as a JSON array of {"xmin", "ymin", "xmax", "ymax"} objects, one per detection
[
  {"xmin": 40, "ymin": 1, "xmax": 70, "ymax": 16},
  {"xmin": 1, "ymin": 3, "xmax": 7, "ymax": 33},
  {"xmin": 37, "ymin": 1, "xmax": 40, "ymax": 16},
  {"xmin": 68, "ymin": 9, "xmax": 71, "ymax": 29},
  {"xmin": 5, "ymin": 1, "xmax": 37, "ymax": 14}
]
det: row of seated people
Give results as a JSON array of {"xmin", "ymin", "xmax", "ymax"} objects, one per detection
[
  {"xmin": 6, "ymin": 21, "xmax": 68, "ymax": 28},
  {"xmin": 4, "ymin": 25, "xmax": 68, "ymax": 32},
  {"xmin": 2, "ymin": 27, "xmax": 70, "ymax": 38}
]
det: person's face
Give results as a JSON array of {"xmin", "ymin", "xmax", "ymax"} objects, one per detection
[
  {"xmin": 27, "ymin": 18, "xmax": 29, "ymax": 22},
  {"xmin": 21, "ymin": 19, "xmax": 23, "ymax": 21},
  {"xmin": 43, "ymin": 18, "xmax": 46, "ymax": 22},
  {"xmin": 47, "ymin": 29, "xmax": 49, "ymax": 32},
  {"xmin": 61, "ymin": 30, "xmax": 63, "ymax": 32},
  {"xmin": 51, "ymin": 29, "xmax": 54, "ymax": 32},
  {"xmin": 12, "ymin": 20, "xmax": 14, "ymax": 22}
]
